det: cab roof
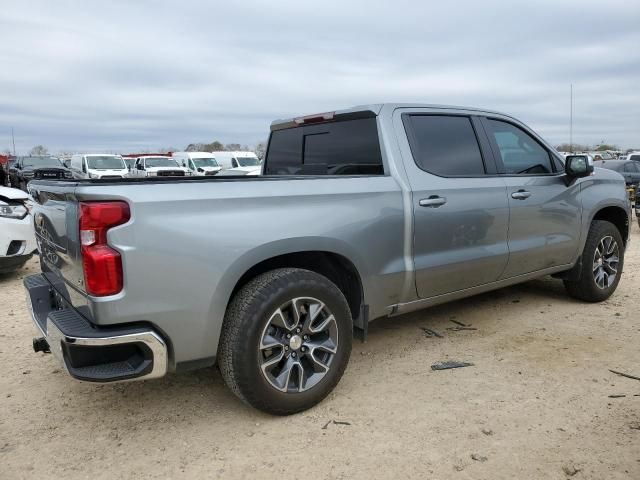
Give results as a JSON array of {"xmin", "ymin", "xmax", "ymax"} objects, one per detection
[{"xmin": 270, "ymin": 103, "xmax": 517, "ymax": 131}]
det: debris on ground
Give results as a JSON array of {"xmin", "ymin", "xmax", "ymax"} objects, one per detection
[
  {"xmin": 481, "ymin": 428, "xmax": 494, "ymax": 436},
  {"xmin": 431, "ymin": 361, "xmax": 474, "ymax": 371},
  {"xmin": 420, "ymin": 327, "xmax": 443, "ymax": 338},
  {"xmin": 449, "ymin": 319, "xmax": 469, "ymax": 327},
  {"xmin": 608, "ymin": 394, "xmax": 626, "ymax": 398},
  {"xmin": 446, "ymin": 326, "xmax": 478, "ymax": 332},
  {"xmin": 562, "ymin": 465, "xmax": 581, "ymax": 476},
  {"xmin": 321, "ymin": 420, "xmax": 351, "ymax": 430},
  {"xmin": 609, "ymin": 369, "xmax": 640, "ymax": 381},
  {"xmin": 470, "ymin": 453, "xmax": 488, "ymax": 462}
]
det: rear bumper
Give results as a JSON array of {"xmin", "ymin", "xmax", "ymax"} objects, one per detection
[{"xmin": 24, "ymin": 274, "xmax": 168, "ymax": 382}]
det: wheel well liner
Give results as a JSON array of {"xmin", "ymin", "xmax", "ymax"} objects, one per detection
[
  {"xmin": 230, "ymin": 251, "xmax": 363, "ymax": 319},
  {"xmin": 593, "ymin": 206, "xmax": 629, "ymax": 245}
]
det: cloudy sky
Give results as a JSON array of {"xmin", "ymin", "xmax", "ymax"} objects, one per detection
[{"xmin": 1, "ymin": 0, "xmax": 639, "ymax": 154}]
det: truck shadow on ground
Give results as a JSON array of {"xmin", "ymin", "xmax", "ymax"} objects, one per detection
[{"xmin": 53, "ymin": 276, "xmax": 578, "ymax": 422}]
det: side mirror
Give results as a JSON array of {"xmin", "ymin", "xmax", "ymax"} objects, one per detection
[{"xmin": 565, "ymin": 155, "xmax": 593, "ymax": 179}]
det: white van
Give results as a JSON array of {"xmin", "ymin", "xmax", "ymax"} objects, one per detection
[
  {"xmin": 70, "ymin": 154, "xmax": 129, "ymax": 179},
  {"xmin": 211, "ymin": 151, "xmax": 261, "ymax": 175},
  {"xmin": 172, "ymin": 152, "xmax": 222, "ymax": 176}
]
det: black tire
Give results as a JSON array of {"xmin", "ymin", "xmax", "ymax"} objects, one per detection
[
  {"xmin": 564, "ymin": 220, "xmax": 624, "ymax": 302},
  {"xmin": 218, "ymin": 268, "xmax": 353, "ymax": 415}
]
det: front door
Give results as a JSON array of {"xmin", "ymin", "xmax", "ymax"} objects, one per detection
[
  {"xmin": 481, "ymin": 118, "xmax": 582, "ymax": 278},
  {"xmin": 400, "ymin": 112, "xmax": 511, "ymax": 299}
]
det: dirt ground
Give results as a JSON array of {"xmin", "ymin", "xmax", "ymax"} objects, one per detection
[{"xmin": 1, "ymin": 224, "xmax": 639, "ymax": 480}]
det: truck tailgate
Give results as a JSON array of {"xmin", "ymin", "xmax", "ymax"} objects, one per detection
[{"xmin": 29, "ymin": 181, "xmax": 86, "ymax": 300}]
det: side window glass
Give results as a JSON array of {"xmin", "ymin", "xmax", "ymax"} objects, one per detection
[
  {"xmin": 404, "ymin": 115, "xmax": 485, "ymax": 176},
  {"xmin": 486, "ymin": 119, "xmax": 553, "ymax": 174}
]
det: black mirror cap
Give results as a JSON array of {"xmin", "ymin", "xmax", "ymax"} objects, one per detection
[{"xmin": 565, "ymin": 155, "xmax": 594, "ymax": 178}]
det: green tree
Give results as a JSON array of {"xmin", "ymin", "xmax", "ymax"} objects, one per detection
[
  {"xmin": 595, "ymin": 144, "xmax": 618, "ymax": 151},
  {"xmin": 29, "ymin": 145, "xmax": 49, "ymax": 156}
]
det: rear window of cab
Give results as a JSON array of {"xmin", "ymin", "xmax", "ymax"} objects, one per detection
[{"xmin": 264, "ymin": 118, "xmax": 383, "ymax": 175}]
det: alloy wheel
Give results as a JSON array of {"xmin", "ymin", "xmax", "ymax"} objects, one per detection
[
  {"xmin": 259, "ymin": 297, "xmax": 338, "ymax": 393},
  {"xmin": 593, "ymin": 235, "xmax": 619, "ymax": 289}
]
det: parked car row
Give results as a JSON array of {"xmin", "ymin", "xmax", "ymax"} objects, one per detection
[{"xmin": 3, "ymin": 151, "xmax": 263, "ymax": 191}]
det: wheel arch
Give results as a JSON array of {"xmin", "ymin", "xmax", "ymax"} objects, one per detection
[
  {"xmin": 229, "ymin": 250, "xmax": 364, "ymax": 322},
  {"xmin": 591, "ymin": 205, "xmax": 630, "ymax": 246}
]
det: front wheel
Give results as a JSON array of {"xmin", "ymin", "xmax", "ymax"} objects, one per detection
[
  {"xmin": 564, "ymin": 220, "xmax": 624, "ymax": 302},
  {"xmin": 218, "ymin": 268, "xmax": 353, "ymax": 415}
]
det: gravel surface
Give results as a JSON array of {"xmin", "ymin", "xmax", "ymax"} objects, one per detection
[{"xmin": 1, "ymin": 223, "xmax": 639, "ymax": 479}]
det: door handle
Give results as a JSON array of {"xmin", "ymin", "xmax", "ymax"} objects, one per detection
[
  {"xmin": 511, "ymin": 190, "xmax": 531, "ymax": 200},
  {"xmin": 419, "ymin": 196, "xmax": 447, "ymax": 207}
]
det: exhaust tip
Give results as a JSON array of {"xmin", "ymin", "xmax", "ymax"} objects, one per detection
[{"xmin": 33, "ymin": 337, "xmax": 50, "ymax": 353}]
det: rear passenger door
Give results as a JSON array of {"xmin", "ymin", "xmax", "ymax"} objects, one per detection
[
  {"xmin": 400, "ymin": 112, "xmax": 510, "ymax": 299},
  {"xmin": 481, "ymin": 117, "xmax": 581, "ymax": 277}
]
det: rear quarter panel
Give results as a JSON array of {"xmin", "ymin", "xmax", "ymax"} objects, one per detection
[{"xmin": 75, "ymin": 176, "xmax": 405, "ymax": 366}]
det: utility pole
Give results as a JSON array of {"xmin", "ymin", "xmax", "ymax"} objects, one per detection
[
  {"xmin": 569, "ymin": 84, "xmax": 573, "ymax": 153},
  {"xmin": 11, "ymin": 127, "xmax": 16, "ymax": 155}
]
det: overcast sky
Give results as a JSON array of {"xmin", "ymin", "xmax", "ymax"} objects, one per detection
[{"xmin": 1, "ymin": 0, "xmax": 639, "ymax": 154}]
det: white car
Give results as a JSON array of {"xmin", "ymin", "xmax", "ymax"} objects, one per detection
[
  {"xmin": 211, "ymin": 151, "xmax": 262, "ymax": 175},
  {"xmin": 0, "ymin": 186, "xmax": 37, "ymax": 274},
  {"xmin": 130, "ymin": 156, "xmax": 191, "ymax": 177},
  {"xmin": 628, "ymin": 151, "xmax": 640, "ymax": 162},
  {"xmin": 70, "ymin": 154, "xmax": 129, "ymax": 179},
  {"xmin": 172, "ymin": 152, "xmax": 222, "ymax": 176}
]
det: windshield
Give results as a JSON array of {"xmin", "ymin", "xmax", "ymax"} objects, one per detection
[
  {"xmin": 145, "ymin": 157, "xmax": 178, "ymax": 168},
  {"xmin": 86, "ymin": 156, "xmax": 126, "ymax": 170},
  {"xmin": 630, "ymin": 155, "xmax": 640, "ymax": 161},
  {"xmin": 22, "ymin": 157, "xmax": 62, "ymax": 168},
  {"xmin": 236, "ymin": 157, "xmax": 260, "ymax": 167},
  {"xmin": 192, "ymin": 157, "xmax": 219, "ymax": 168}
]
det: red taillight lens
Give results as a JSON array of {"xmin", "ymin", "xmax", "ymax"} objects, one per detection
[{"xmin": 79, "ymin": 201, "xmax": 130, "ymax": 296}]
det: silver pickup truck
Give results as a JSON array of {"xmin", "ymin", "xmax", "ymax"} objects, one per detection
[{"xmin": 24, "ymin": 103, "xmax": 630, "ymax": 415}]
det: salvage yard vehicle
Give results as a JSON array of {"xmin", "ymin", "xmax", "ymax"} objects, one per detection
[
  {"xmin": 129, "ymin": 156, "xmax": 190, "ymax": 177},
  {"xmin": 212, "ymin": 151, "xmax": 262, "ymax": 175},
  {"xmin": 23, "ymin": 104, "xmax": 631, "ymax": 415},
  {"xmin": 594, "ymin": 160, "xmax": 640, "ymax": 189},
  {"xmin": 69, "ymin": 154, "xmax": 129, "ymax": 179},
  {"xmin": 9, "ymin": 156, "xmax": 72, "ymax": 191},
  {"xmin": 172, "ymin": 152, "xmax": 222, "ymax": 176},
  {"xmin": 0, "ymin": 186, "xmax": 36, "ymax": 274}
]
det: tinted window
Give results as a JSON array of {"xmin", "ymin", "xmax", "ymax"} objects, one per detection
[
  {"xmin": 629, "ymin": 155, "xmax": 640, "ymax": 161},
  {"xmin": 265, "ymin": 117, "xmax": 383, "ymax": 175},
  {"xmin": 404, "ymin": 115, "xmax": 485, "ymax": 176},
  {"xmin": 486, "ymin": 119, "xmax": 553, "ymax": 174}
]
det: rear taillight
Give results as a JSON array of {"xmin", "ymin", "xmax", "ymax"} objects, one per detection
[{"xmin": 79, "ymin": 201, "xmax": 130, "ymax": 296}]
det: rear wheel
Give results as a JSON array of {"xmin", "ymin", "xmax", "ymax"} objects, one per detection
[
  {"xmin": 564, "ymin": 220, "xmax": 624, "ymax": 302},
  {"xmin": 218, "ymin": 268, "xmax": 353, "ymax": 415}
]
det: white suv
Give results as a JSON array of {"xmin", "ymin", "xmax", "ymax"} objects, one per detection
[{"xmin": 0, "ymin": 186, "xmax": 36, "ymax": 273}]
